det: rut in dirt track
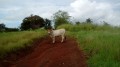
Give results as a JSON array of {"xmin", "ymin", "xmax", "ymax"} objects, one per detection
[{"xmin": 11, "ymin": 36, "xmax": 87, "ymax": 67}]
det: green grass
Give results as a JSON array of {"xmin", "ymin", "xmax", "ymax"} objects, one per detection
[
  {"xmin": 76, "ymin": 31, "xmax": 120, "ymax": 67},
  {"xmin": 0, "ymin": 23, "xmax": 120, "ymax": 67},
  {"xmin": 58, "ymin": 23, "xmax": 120, "ymax": 32},
  {"xmin": 58, "ymin": 24, "xmax": 120, "ymax": 67},
  {"xmin": 0, "ymin": 29, "xmax": 47, "ymax": 58}
]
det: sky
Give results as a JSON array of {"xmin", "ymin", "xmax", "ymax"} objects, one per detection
[{"xmin": 0, "ymin": 0, "xmax": 120, "ymax": 28}]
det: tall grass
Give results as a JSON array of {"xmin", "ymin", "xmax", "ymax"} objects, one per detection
[
  {"xmin": 58, "ymin": 23, "xmax": 119, "ymax": 32},
  {"xmin": 76, "ymin": 31, "xmax": 120, "ymax": 67},
  {"xmin": 58, "ymin": 24, "xmax": 120, "ymax": 67},
  {"xmin": 0, "ymin": 29, "xmax": 47, "ymax": 58}
]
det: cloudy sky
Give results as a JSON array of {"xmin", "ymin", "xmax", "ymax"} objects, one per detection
[{"xmin": 0, "ymin": 0, "xmax": 120, "ymax": 28}]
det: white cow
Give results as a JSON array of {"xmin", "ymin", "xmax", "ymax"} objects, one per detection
[{"xmin": 47, "ymin": 29, "xmax": 66, "ymax": 43}]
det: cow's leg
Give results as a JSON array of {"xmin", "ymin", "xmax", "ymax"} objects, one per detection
[
  {"xmin": 61, "ymin": 35, "xmax": 64, "ymax": 43},
  {"xmin": 52, "ymin": 37, "xmax": 55, "ymax": 43}
]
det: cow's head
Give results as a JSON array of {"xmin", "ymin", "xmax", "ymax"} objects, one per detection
[{"xmin": 47, "ymin": 29, "xmax": 52, "ymax": 35}]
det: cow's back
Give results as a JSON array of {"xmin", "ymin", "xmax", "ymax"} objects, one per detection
[{"xmin": 53, "ymin": 29, "xmax": 65, "ymax": 36}]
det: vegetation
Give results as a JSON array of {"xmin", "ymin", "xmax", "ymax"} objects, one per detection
[
  {"xmin": 86, "ymin": 18, "xmax": 93, "ymax": 23},
  {"xmin": 53, "ymin": 10, "xmax": 70, "ymax": 28},
  {"xmin": 44, "ymin": 19, "xmax": 52, "ymax": 29},
  {"xmin": 20, "ymin": 14, "xmax": 45, "ymax": 30},
  {"xmin": 5, "ymin": 28, "xmax": 19, "ymax": 32},
  {"xmin": 58, "ymin": 23, "xmax": 120, "ymax": 67},
  {"xmin": 0, "ymin": 23, "xmax": 19, "ymax": 32},
  {"xmin": 0, "ymin": 10, "xmax": 120, "ymax": 67},
  {"xmin": 0, "ymin": 29, "xmax": 47, "ymax": 58},
  {"xmin": 0, "ymin": 23, "xmax": 6, "ymax": 32}
]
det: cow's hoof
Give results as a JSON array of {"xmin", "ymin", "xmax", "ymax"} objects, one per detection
[{"xmin": 61, "ymin": 41, "xmax": 64, "ymax": 43}]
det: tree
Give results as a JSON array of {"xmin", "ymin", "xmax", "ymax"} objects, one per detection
[
  {"xmin": 44, "ymin": 19, "xmax": 52, "ymax": 29},
  {"xmin": 0, "ymin": 23, "xmax": 6, "ymax": 32},
  {"xmin": 75, "ymin": 21, "xmax": 81, "ymax": 25},
  {"xmin": 86, "ymin": 18, "xmax": 93, "ymax": 23},
  {"xmin": 103, "ymin": 21, "xmax": 110, "ymax": 26},
  {"xmin": 5, "ymin": 28, "xmax": 19, "ymax": 32},
  {"xmin": 53, "ymin": 10, "xmax": 70, "ymax": 28},
  {"xmin": 20, "ymin": 14, "xmax": 45, "ymax": 30}
]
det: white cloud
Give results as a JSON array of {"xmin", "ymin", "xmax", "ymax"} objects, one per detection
[
  {"xmin": 69, "ymin": 0, "xmax": 120, "ymax": 26},
  {"xmin": 0, "ymin": 0, "xmax": 73, "ymax": 27},
  {"xmin": 0, "ymin": 0, "xmax": 120, "ymax": 27},
  {"xmin": 0, "ymin": 1, "xmax": 61, "ymax": 27}
]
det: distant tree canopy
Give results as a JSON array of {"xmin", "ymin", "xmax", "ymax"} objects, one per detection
[
  {"xmin": 0, "ymin": 23, "xmax": 6, "ymax": 32},
  {"xmin": 53, "ymin": 10, "xmax": 70, "ymax": 28},
  {"xmin": 44, "ymin": 19, "xmax": 52, "ymax": 29},
  {"xmin": 103, "ymin": 21, "xmax": 110, "ymax": 26},
  {"xmin": 86, "ymin": 18, "xmax": 93, "ymax": 23},
  {"xmin": 0, "ymin": 23, "xmax": 19, "ymax": 32},
  {"xmin": 5, "ymin": 28, "xmax": 19, "ymax": 32},
  {"xmin": 75, "ymin": 21, "xmax": 81, "ymax": 25},
  {"xmin": 20, "ymin": 14, "xmax": 45, "ymax": 30}
]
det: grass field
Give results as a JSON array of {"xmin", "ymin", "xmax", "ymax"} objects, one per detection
[
  {"xmin": 0, "ymin": 23, "xmax": 120, "ymax": 67},
  {"xmin": 58, "ymin": 24, "xmax": 120, "ymax": 67},
  {"xmin": 0, "ymin": 29, "xmax": 47, "ymax": 58}
]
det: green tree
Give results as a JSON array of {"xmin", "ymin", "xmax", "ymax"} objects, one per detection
[
  {"xmin": 86, "ymin": 18, "xmax": 93, "ymax": 23},
  {"xmin": 5, "ymin": 28, "xmax": 19, "ymax": 32},
  {"xmin": 53, "ymin": 10, "xmax": 70, "ymax": 28},
  {"xmin": 44, "ymin": 19, "xmax": 52, "ymax": 29},
  {"xmin": 20, "ymin": 14, "xmax": 45, "ymax": 30},
  {"xmin": 103, "ymin": 21, "xmax": 110, "ymax": 26},
  {"xmin": 0, "ymin": 23, "xmax": 6, "ymax": 32},
  {"xmin": 75, "ymin": 21, "xmax": 81, "ymax": 25}
]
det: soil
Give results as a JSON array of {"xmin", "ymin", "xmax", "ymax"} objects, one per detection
[{"xmin": 0, "ymin": 36, "xmax": 87, "ymax": 67}]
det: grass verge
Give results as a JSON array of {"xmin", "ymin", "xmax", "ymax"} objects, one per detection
[
  {"xmin": 0, "ymin": 29, "xmax": 47, "ymax": 58},
  {"xmin": 58, "ymin": 24, "xmax": 120, "ymax": 67}
]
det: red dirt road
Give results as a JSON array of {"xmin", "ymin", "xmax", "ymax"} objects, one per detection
[{"xmin": 9, "ymin": 36, "xmax": 87, "ymax": 67}]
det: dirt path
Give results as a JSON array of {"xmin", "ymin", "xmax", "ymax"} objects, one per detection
[{"xmin": 8, "ymin": 36, "xmax": 87, "ymax": 67}]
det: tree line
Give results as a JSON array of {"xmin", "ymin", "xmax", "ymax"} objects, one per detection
[
  {"xmin": 0, "ymin": 23, "xmax": 19, "ymax": 32},
  {"xmin": 0, "ymin": 10, "xmax": 110, "ymax": 32}
]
